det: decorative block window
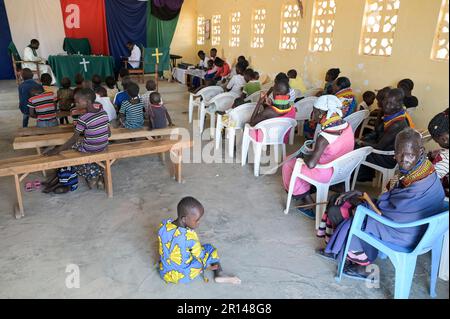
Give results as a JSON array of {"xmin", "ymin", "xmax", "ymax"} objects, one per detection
[
  {"xmin": 212, "ymin": 15, "xmax": 221, "ymax": 46},
  {"xmin": 359, "ymin": 0, "xmax": 401, "ymax": 56},
  {"xmin": 280, "ymin": 2, "xmax": 301, "ymax": 50},
  {"xmin": 251, "ymin": 9, "xmax": 267, "ymax": 49},
  {"xmin": 431, "ymin": 0, "xmax": 449, "ymax": 61},
  {"xmin": 229, "ymin": 12, "xmax": 241, "ymax": 47},
  {"xmin": 309, "ymin": 0, "xmax": 337, "ymax": 52},
  {"xmin": 197, "ymin": 16, "xmax": 206, "ymax": 45}
]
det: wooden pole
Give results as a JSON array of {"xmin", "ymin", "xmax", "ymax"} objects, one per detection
[{"xmin": 155, "ymin": 63, "xmax": 159, "ymax": 91}]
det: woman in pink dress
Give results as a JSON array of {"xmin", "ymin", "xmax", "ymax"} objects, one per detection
[{"xmin": 282, "ymin": 95, "xmax": 355, "ymax": 219}]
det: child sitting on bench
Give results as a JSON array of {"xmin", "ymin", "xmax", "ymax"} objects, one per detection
[
  {"xmin": 43, "ymin": 88, "xmax": 110, "ymax": 189},
  {"xmin": 158, "ymin": 196, "xmax": 241, "ymax": 284},
  {"xmin": 147, "ymin": 92, "xmax": 173, "ymax": 130},
  {"xmin": 119, "ymin": 82, "xmax": 144, "ymax": 129}
]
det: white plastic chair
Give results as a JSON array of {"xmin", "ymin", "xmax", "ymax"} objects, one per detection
[
  {"xmin": 199, "ymin": 92, "xmax": 239, "ymax": 137},
  {"xmin": 284, "ymin": 146, "xmax": 373, "ymax": 229},
  {"xmin": 289, "ymin": 96, "xmax": 318, "ymax": 144},
  {"xmin": 358, "ymin": 115, "xmax": 377, "ymax": 139},
  {"xmin": 351, "ymin": 149, "xmax": 398, "ymax": 191},
  {"xmin": 215, "ymin": 102, "xmax": 257, "ymax": 158},
  {"xmin": 188, "ymin": 86, "xmax": 224, "ymax": 123},
  {"xmin": 244, "ymin": 90, "xmax": 262, "ymax": 103},
  {"xmin": 241, "ymin": 118, "xmax": 297, "ymax": 177},
  {"xmin": 344, "ymin": 109, "xmax": 370, "ymax": 134}
]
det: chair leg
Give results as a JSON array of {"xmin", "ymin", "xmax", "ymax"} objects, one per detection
[
  {"xmin": 227, "ymin": 128, "xmax": 236, "ymax": 158},
  {"xmin": 352, "ymin": 165, "xmax": 361, "ymax": 190},
  {"xmin": 215, "ymin": 116, "xmax": 222, "ymax": 150},
  {"xmin": 241, "ymin": 129, "xmax": 250, "ymax": 166},
  {"xmin": 394, "ymin": 255, "xmax": 417, "ymax": 299},
  {"xmin": 210, "ymin": 113, "xmax": 216, "ymax": 139},
  {"xmin": 344, "ymin": 178, "xmax": 351, "ymax": 192},
  {"xmin": 284, "ymin": 166, "xmax": 299, "ymax": 215},
  {"xmin": 273, "ymin": 144, "xmax": 280, "ymax": 163},
  {"xmin": 289, "ymin": 127, "xmax": 295, "ymax": 145},
  {"xmin": 282, "ymin": 144, "xmax": 287, "ymax": 161},
  {"xmin": 315, "ymin": 185, "xmax": 329, "ymax": 230},
  {"xmin": 253, "ymin": 143, "xmax": 263, "ymax": 177},
  {"xmin": 188, "ymin": 95, "xmax": 194, "ymax": 123},
  {"xmin": 430, "ymin": 236, "xmax": 444, "ymax": 298},
  {"xmin": 199, "ymin": 107, "xmax": 205, "ymax": 134}
]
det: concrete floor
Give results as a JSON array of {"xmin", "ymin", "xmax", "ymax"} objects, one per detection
[{"xmin": 0, "ymin": 79, "xmax": 447, "ymax": 299}]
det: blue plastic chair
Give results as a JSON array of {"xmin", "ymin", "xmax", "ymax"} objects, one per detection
[{"xmin": 335, "ymin": 202, "xmax": 449, "ymax": 299}]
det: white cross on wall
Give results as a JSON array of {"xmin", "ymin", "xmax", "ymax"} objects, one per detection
[{"xmin": 80, "ymin": 58, "xmax": 90, "ymax": 72}]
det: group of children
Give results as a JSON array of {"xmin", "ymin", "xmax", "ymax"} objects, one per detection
[{"xmin": 18, "ymin": 67, "xmax": 175, "ymax": 195}]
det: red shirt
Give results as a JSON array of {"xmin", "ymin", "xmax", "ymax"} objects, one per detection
[{"xmin": 216, "ymin": 63, "xmax": 231, "ymax": 78}]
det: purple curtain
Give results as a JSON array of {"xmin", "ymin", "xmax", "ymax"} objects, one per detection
[{"xmin": 151, "ymin": 0, "xmax": 183, "ymax": 20}]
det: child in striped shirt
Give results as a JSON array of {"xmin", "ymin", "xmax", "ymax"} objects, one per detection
[
  {"xmin": 119, "ymin": 82, "xmax": 144, "ymax": 129},
  {"xmin": 44, "ymin": 88, "xmax": 110, "ymax": 189},
  {"xmin": 28, "ymin": 87, "xmax": 59, "ymax": 128}
]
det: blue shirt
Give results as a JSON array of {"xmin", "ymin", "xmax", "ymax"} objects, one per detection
[
  {"xmin": 18, "ymin": 79, "xmax": 43, "ymax": 114},
  {"xmin": 114, "ymin": 91, "xmax": 130, "ymax": 110},
  {"xmin": 120, "ymin": 99, "xmax": 144, "ymax": 129}
]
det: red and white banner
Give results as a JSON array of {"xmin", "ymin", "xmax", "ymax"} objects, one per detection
[{"xmin": 60, "ymin": 0, "xmax": 109, "ymax": 55}]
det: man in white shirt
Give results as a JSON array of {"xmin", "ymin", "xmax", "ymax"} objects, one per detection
[
  {"xmin": 225, "ymin": 62, "xmax": 246, "ymax": 95},
  {"xmin": 23, "ymin": 39, "xmax": 56, "ymax": 84},
  {"xmin": 126, "ymin": 42, "xmax": 142, "ymax": 69},
  {"xmin": 197, "ymin": 50, "xmax": 210, "ymax": 69}
]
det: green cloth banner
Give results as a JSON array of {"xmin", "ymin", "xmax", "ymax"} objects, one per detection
[
  {"xmin": 63, "ymin": 38, "xmax": 92, "ymax": 55},
  {"xmin": 48, "ymin": 55, "xmax": 114, "ymax": 86},
  {"xmin": 146, "ymin": 3, "xmax": 179, "ymax": 73},
  {"xmin": 144, "ymin": 47, "xmax": 170, "ymax": 73}
]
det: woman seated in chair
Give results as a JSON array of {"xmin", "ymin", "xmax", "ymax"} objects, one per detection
[
  {"xmin": 316, "ymin": 128, "xmax": 445, "ymax": 280},
  {"xmin": 357, "ymin": 88, "xmax": 412, "ymax": 182},
  {"xmin": 282, "ymin": 95, "xmax": 355, "ymax": 219}
]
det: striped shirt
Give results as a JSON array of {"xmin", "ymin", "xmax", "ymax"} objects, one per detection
[
  {"xmin": 28, "ymin": 92, "xmax": 57, "ymax": 121},
  {"xmin": 120, "ymin": 99, "xmax": 144, "ymax": 129},
  {"xmin": 75, "ymin": 106, "xmax": 109, "ymax": 153}
]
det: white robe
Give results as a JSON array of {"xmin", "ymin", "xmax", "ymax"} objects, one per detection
[
  {"xmin": 129, "ymin": 45, "xmax": 141, "ymax": 69},
  {"xmin": 22, "ymin": 46, "xmax": 56, "ymax": 84}
]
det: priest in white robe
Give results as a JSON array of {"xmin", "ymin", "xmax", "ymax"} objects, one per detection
[
  {"xmin": 126, "ymin": 41, "xmax": 142, "ymax": 69},
  {"xmin": 23, "ymin": 39, "xmax": 56, "ymax": 84}
]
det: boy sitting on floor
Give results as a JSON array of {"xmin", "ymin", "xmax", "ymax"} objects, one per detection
[
  {"xmin": 158, "ymin": 196, "xmax": 241, "ymax": 284},
  {"xmin": 147, "ymin": 92, "xmax": 173, "ymax": 130},
  {"xmin": 119, "ymin": 82, "xmax": 144, "ymax": 129}
]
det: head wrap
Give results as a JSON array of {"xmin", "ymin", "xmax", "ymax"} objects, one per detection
[{"xmin": 314, "ymin": 95, "xmax": 343, "ymax": 119}]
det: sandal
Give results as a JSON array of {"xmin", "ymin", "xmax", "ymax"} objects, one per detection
[
  {"xmin": 296, "ymin": 208, "xmax": 315, "ymax": 220},
  {"xmin": 25, "ymin": 182, "xmax": 33, "ymax": 192}
]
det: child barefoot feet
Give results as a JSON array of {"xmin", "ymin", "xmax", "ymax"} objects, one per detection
[{"xmin": 211, "ymin": 263, "xmax": 241, "ymax": 284}]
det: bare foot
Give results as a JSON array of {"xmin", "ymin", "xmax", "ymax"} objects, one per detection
[{"xmin": 214, "ymin": 274, "xmax": 241, "ymax": 285}]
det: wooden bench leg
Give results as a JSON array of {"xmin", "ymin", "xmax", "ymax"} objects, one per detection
[
  {"xmin": 173, "ymin": 149, "xmax": 182, "ymax": 183},
  {"xmin": 36, "ymin": 147, "xmax": 47, "ymax": 177},
  {"xmin": 104, "ymin": 160, "xmax": 113, "ymax": 198},
  {"xmin": 14, "ymin": 174, "xmax": 25, "ymax": 219}
]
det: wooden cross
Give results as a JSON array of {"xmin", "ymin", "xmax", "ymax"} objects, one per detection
[{"xmin": 152, "ymin": 48, "xmax": 164, "ymax": 89}]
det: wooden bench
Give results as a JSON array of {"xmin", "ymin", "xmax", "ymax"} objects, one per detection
[
  {"xmin": 0, "ymin": 138, "xmax": 192, "ymax": 219},
  {"xmin": 16, "ymin": 124, "xmax": 74, "ymax": 137},
  {"xmin": 13, "ymin": 127, "xmax": 182, "ymax": 150}
]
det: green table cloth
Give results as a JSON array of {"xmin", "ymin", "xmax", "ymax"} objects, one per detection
[
  {"xmin": 63, "ymin": 38, "xmax": 91, "ymax": 55},
  {"xmin": 48, "ymin": 55, "xmax": 115, "ymax": 86}
]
